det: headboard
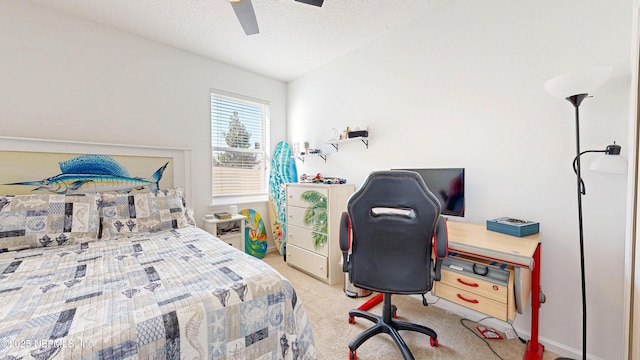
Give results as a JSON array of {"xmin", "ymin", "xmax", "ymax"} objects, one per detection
[{"xmin": 0, "ymin": 136, "xmax": 192, "ymax": 206}]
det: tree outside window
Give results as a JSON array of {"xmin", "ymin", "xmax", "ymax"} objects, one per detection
[{"xmin": 211, "ymin": 90, "xmax": 270, "ymax": 201}]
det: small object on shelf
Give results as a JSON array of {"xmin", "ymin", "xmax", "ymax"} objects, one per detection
[
  {"xmin": 329, "ymin": 128, "xmax": 339, "ymax": 141},
  {"xmin": 348, "ymin": 130, "xmax": 369, "ymax": 138},
  {"xmin": 214, "ymin": 212, "xmax": 232, "ymax": 220},
  {"xmin": 299, "ymin": 173, "xmax": 346, "ymax": 184},
  {"xmin": 323, "ymin": 177, "xmax": 346, "ymax": 184},
  {"xmin": 300, "ymin": 173, "xmax": 323, "ymax": 183},
  {"xmin": 217, "ymin": 221, "xmax": 241, "ymax": 236},
  {"xmin": 486, "ymin": 217, "xmax": 539, "ymax": 237}
]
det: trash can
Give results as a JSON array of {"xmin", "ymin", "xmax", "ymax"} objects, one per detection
[{"xmin": 344, "ymin": 272, "xmax": 372, "ymax": 298}]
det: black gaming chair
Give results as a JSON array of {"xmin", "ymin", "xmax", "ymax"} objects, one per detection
[{"xmin": 339, "ymin": 170, "xmax": 449, "ymax": 360}]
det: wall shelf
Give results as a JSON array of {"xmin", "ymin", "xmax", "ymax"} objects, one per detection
[
  {"xmin": 292, "ymin": 153, "xmax": 327, "ymax": 163},
  {"xmin": 327, "ymin": 137, "xmax": 369, "ymax": 151}
]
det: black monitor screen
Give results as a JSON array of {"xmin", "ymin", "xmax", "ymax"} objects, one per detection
[{"xmin": 396, "ymin": 168, "xmax": 465, "ymax": 217}]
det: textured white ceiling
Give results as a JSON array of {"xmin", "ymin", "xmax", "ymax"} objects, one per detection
[{"xmin": 29, "ymin": 0, "xmax": 449, "ymax": 82}]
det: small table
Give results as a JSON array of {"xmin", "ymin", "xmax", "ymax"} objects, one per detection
[{"xmin": 202, "ymin": 214, "xmax": 247, "ymax": 252}]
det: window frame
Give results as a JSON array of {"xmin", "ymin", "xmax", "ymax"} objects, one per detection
[{"xmin": 210, "ymin": 89, "xmax": 270, "ymax": 205}]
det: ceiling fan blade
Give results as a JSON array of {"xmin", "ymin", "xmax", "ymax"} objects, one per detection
[
  {"xmin": 230, "ymin": 0, "xmax": 259, "ymax": 35},
  {"xmin": 295, "ymin": 0, "xmax": 324, "ymax": 7}
]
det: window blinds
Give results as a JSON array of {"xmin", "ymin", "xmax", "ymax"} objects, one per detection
[{"xmin": 211, "ymin": 89, "xmax": 270, "ymax": 199}]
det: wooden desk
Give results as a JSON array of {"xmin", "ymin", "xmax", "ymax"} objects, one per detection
[
  {"xmin": 355, "ymin": 220, "xmax": 545, "ymax": 360},
  {"xmin": 446, "ymin": 220, "xmax": 544, "ymax": 360},
  {"xmin": 446, "ymin": 221, "xmax": 540, "ymax": 269}
]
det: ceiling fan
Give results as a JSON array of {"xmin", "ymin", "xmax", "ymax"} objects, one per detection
[{"xmin": 230, "ymin": 0, "xmax": 324, "ymax": 35}]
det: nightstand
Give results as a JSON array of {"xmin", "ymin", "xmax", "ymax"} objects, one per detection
[{"xmin": 202, "ymin": 214, "xmax": 247, "ymax": 252}]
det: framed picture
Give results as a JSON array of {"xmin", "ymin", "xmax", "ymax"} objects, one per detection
[{"xmin": 0, "ymin": 136, "xmax": 192, "ymax": 204}]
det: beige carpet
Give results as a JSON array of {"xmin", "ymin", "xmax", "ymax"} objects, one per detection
[{"xmin": 263, "ymin": 252, "xmax": 560, "ymax": 360}]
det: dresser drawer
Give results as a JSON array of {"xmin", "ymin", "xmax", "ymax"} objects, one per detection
[
  {"xmin": 288, "ymin": 225, "xmax": 328, "ymax": 256},
  {"xmin": 439, "ymin": 268, "xmax": 508, "ymax": 303},
  {"xmin": 434, "ymin": 282, "xmax": 509, "ymax": 321},
  {"xmin": 287, "ymin": 187, "xmax": 329, "ymax": 208},
  {"xmin": 287, "ymin": 244, "xmax": 328, "ymax": 280},
  {"xmin": 287, "ymin": 205, "xmax": 328, "ymax": 231}
]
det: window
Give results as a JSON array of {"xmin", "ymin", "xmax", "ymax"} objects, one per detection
[{"xmin": 211, "ymin": 89, "xmax": 270, "ymax": 202}]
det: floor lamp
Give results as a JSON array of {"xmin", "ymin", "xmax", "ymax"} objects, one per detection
[{"xmin": 544, "ymin": 66, "xmax": 627, "ymax": 360}]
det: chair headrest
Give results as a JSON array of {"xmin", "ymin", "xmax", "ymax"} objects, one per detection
[{"xmin": 348, "ymin": 170, "xmax": 441, "ymax": 221}]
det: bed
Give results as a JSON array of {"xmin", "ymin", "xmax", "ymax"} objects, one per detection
[{"xmin": 0, "ymin": 189, "xmax": 317, "ymax": 359}]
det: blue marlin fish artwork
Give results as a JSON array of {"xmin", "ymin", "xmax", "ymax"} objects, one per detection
[{"xmin": 7, "ymin": 154, "xmax": 168, "ymax": 194}]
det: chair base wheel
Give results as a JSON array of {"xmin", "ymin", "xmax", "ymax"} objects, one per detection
[
  {"xmin": 349, "ymin": 349, "xmax": 357, "ymax": 360},
  {"xmin": 347, "ymin": 294, "xmax": 439, "ymax": 360}
]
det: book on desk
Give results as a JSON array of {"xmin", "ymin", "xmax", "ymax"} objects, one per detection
[{"xmin": 486, "ymin": 217, "xmax": 539, "ymax": 237}]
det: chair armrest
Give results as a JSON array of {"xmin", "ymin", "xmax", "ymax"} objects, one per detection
[
  {"xmin": 434, "ymin": 216, "xmax": 448, "ymax": 259},
  {"xmin": 432, "ymin": 216, "xmax": 449, "ymax": 281},
  {"xmin": 339, "ymin": 212, "xmax": 350, "ymax": 272}
]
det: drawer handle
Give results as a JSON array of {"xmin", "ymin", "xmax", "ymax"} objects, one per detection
[
  {"xmin": 456, "ymin": 293, "xmax": 479, "ymax": 304},
  {"xmin": 457, "ymin": 278, "xmax": 479, "ymax": 287}
]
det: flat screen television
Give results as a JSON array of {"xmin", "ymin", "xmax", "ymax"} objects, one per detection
[{"xmin": 395, "ymin": 168, "xmax": 465, "ymax": 217}]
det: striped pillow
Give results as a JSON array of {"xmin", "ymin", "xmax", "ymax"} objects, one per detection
[
  {"xmin": 0, "ymin": 193, "xmax": 101, "ymax": 251},
  {"xmin": 100, "ymin": 188, "xmax": 192, "ymax": 239}
]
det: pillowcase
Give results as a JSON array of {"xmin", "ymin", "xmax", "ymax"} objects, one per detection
[
  {"xmin": 0, "ymin": 193, "xmax": 101, "ymax": 251},
  {"xmin": 100, "ymin": 188, "xmax": 192, "ymax": 239}
]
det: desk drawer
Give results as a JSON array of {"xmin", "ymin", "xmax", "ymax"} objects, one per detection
[
  {"xmin": 439, "ymin": 269, "xmax": 507, "ymax": 303},
  {"xmin": 435, "ymin": 282, "xmax": 508, "ymax": 321},
  {"xmin": 288, "ymin": 225, "xmax": 328, "ymax": 256},
  {"xmin": 286, "ymin": 244, "xmax": 328, "ymax": 280}
]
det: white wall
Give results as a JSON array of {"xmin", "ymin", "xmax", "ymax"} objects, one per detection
[
  {"xmin": 0, "ymin": 0, "xmax": 287, "ymax": 228},
  {"xmin": 288, "ymin": 1, "xmax": 632, "ymax": 359},
  {"xmin": 0, "ymin": 0, "xmax": 633, "ymax": 357}
]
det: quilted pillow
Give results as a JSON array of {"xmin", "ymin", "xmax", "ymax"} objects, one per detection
[
  {"xmin": 100, "ymin": 188, "xmax": 192, "ymax": 238},
  {"xmin": 0, "ymin": 193, "xmax": 101, "ymax": 251}
]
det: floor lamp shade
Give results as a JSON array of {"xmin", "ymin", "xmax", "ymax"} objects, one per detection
[
  {"xmin": 544, "ymin": 66, "xmax": 612, "ymax": 98},
  {"xmin": 590, "ymin": 153, "xmax": 628, "ymax": 174}
]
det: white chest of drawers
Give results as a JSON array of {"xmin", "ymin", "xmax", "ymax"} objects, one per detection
[{"xmin": 285, "ymin": 183, "xmax": 354, "ymax": 285}]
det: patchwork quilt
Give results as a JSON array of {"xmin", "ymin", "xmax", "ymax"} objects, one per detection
[{"xmin": 0, "ymin": 226, "xmax": 316, "ymax": 360}]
